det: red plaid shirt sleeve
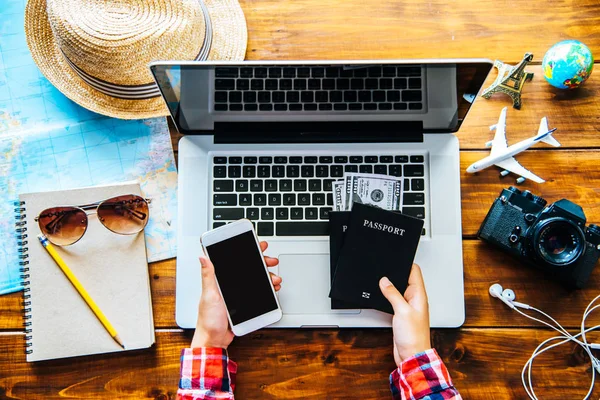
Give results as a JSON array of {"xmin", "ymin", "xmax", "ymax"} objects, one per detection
[
  {"xmin": 177, "ymin": 348, "xmax": 237, "ymax": 400},
  {"xmin": 390, "ymin": 349, "xmax": 462, "ymax": 400}
]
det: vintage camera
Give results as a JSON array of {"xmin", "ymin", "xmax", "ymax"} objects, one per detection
[{"xmin": 478, "ymin": 187, "xmax": 600, "ymax": 288}]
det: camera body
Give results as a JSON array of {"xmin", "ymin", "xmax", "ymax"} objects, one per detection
[{"xmin": 478, "ymin": 187, "xmax": 600, "ymax": 289}]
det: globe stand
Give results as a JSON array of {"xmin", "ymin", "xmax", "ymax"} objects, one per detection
[{"xmin": 481, "ymin": 53, "xmax": 534, "ymax": 109}]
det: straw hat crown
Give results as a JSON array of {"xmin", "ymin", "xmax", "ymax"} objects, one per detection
[{"xmin": 47, "ymin": 0, "xmax": 206, "ymax": 87}]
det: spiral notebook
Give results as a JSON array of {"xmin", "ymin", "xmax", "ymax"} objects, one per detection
[{"xmin": 17, "ymin": 183, "xmax": 155, "ymax": 362}]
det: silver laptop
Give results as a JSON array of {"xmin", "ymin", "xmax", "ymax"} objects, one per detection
[{"xmin": 150, "ymin": 60, "xmax": 492, "ymax": 329}]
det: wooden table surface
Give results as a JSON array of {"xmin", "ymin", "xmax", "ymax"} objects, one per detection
[{"xmin": 2, "ymin": 1, "xmax": 600, "ymax": 398}]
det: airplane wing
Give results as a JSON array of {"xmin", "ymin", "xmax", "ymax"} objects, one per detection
[
  {"xmin": 495, "ymin": 157, "xmax": 545, "ymax": 183},
  {"xmin": 490, "ymin": 107, "xmax": 509, "ymax": 156}
]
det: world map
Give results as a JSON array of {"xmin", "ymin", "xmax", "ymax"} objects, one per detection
[{"xmin": 0, "ymin": 0, "xmax": 178, "ymax": 294}]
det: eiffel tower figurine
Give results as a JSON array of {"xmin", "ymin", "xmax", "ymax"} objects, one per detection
[{"xmin": 481, "ymin": 53, "xmax": 534, "ymax": 109}]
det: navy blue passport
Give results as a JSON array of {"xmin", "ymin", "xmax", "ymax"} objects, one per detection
[
  {"xmin": 329, "ymin": 203, "xmax": 424, "ymax": 314},
  {"xmin": 328, "ymin": 211, "xmax": 359, "ymax": 309}
]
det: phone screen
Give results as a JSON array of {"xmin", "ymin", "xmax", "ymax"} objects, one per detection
[{"xmin": 205, "ymin": 231, "xmax": 278, "ymax": 325}]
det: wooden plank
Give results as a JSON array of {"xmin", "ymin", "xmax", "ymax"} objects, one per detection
[
  {"xmin": 0, "ymin": 329, "xmax": 595, "ymax": 399},
  {"xmin": 460, "ymin": 150, "xmax": 600, "ymax": 236},
  {"xmin": 240, "ymin": 0, "xmax": 600, "ymax": 64},
  {"xmin": 2, "ymin": 241, "xmax": 598, "ymax": 331},
  {"xmin": 457, "ymin": 64, "xmax": 600, "ymax": 149}
]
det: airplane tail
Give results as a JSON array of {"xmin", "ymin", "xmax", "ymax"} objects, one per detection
[
  {"xmin": 541, "ymin": 132, "xmax": 561, "ymax": 147},
  {"xmin": 536, "ymin": 117, "xmax": 561, "ymax": 147}
]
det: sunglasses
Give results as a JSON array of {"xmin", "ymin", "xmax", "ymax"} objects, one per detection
[{"xmin": 34, "ymin": 194, "xmax": 151, "ymax": 246}]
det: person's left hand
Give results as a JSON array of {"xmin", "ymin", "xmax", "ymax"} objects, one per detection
[{"xmin": 191, "ymin": 241, "xmax": 281, "ymax": 349}]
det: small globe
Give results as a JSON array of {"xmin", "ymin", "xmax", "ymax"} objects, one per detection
[{"xmin": 542, "ymin": 40, "xmax": 594, "ymax": 89}]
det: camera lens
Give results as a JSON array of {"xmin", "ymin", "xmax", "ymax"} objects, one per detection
[{"xmin": 533, "ymin": 218, "xmax": 585, "ymax": 267}]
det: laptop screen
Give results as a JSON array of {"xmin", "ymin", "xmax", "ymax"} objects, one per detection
[{"xmin": 150, "ymin": 61, "xmax": 492, "ymax": 135}]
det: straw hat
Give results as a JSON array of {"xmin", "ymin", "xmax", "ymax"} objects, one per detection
[{"xmin": 25, "ymin": 0, "xmax": 248, "ymax": 119}]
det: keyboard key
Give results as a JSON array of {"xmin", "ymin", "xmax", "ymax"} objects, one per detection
[
  {"xmin": 294, "ymin": 179, "xmax": 307, "ymax": 191},
  {"xmin": 322, "ymin": 79, "xmax": 336, "ymax": 90},
  {"xmin": 316, "ymin": 165, "xmax": 328, "ymax": 177},
  {"xmin": 214, "ymin": 104, "xmax": 228, "ymax": 111},
  {"xmin": 265, "ymin": 180, "xmax": 278, "ymax": 191},
  {"xmin": 389, "ymin": 165, "xmax": 402, "ymax": 177},
  {"xmin": 349, "ymin": 104, "xmax": 362, "ymax": 110},
  {"xmin": 373, "ymin": 91, "xmax": 386, "ymax": 102},
  {"xmin": 280, "ymin": 179, "xmax": 293, "ymax": 191},
  {"xmin": 273, "ymin": 91, "xmax": 286, "ymax": 103},
  {"xmin": 258, "ymin": 91, "xmax": 271, "ymax": 103},
  {"xmin": 258, "ymin": 166, "xmax": 270, "ymax": 178},
  {"xmin": 319, "ymin": 104, "xmax": 332, "ymax": 111},
  {"xmin": 320, "ymin": 207, "xmax": 332, "ymax": 220},
  {"xmin": 307, "ymin": 79, "xmax": 321, "ymax": 90},
  {"xmin": 344, "ymin": 91, "xmax": 358, "ymax": 102},
  {"xmin": 404, "ymin": 165, "xmax": 424, "ymax": 177},
  {"xmin": 215, "ymin": 67, "xmax": 238, "ymax": 77},
  {"xmin": 246, "ymin": 208, "xmax": 260, "ymax": 220},
  {"xmin": 345, "ymin": 165, "xmax": 358, "ymax": 172},
  {"xmin": 337, "ymin": 79, "xmax": 350, "ymax": 90},
  {"xmin": 283, "ymin": 68, "xmax": 296, "ymax": 78},
  {"xmin": 239, "ymin": 193, "xmax": 252, "ymax": 206},
  {"xmin": 215, "ymin": 91, "xmax": 228, "ymax": 103},
  {"xmin": 244, "ymin": 104, "xmax": 258, "ymax": 111},
  {"xmin": 287, "ymin": 91, "xmax": 300, "ymax": 102},
  {"xmin": 214, "ymin": 166, "xmax": 226, "ymax": 178},
  {"xmin": 215, "ymin": 79, "xmax": 235, "ymax": 90},
  {"xmin": 334, "ymin": 156, "xmax": 348, "ymax": 163},
  {"xmin": 213, "ymin": 208, "xmax": 243, "ymax": 220},
  {"xmin": 287, "ymin": 165, "xmax": 300, "ymax": 177},
  {"xmin": 250, "ymin": 180, "xmax": 263, "ymax": 192},
  {"xmin": 394, "ymin": 78, "xmax": 407, "ymax": 89},
  {"xmin": 402, "ymin": 90, "xmax": 422, "ymax": 102},
  {"xmin": 353, "ymin": 68, "xmax": 368, "ymax": 77},
  {"xmin": 382, "ymin": 66, "xmax": 396, "ymax": 77},
  {"xmin": 368, "ymin": 67, "xmax": 382, "ymax": 77},
  {"xmin": 265, "ymin": 79, "xmax": 278, "ymax": 90},
  {"xmin": 408, "ymin": 78, "xmax": 422, "ymax": 89},
  {"xmin": 289, "ymin": 104, "xmax": 303, "ymax": 111},
  {"xmin": 229, "ymin": 157, "xmax": 242, "ymax": 164},
  {"xmin": 274, "ymin": 104, "xmax": 288, "ymax": 111},
  {"xmin": 254, "ymin": 193, "xmax": 267, "ymax": 206},
  {"xmin": 324, "ymin": 179, "xmax": 334, "ymax": 191},
  {"xmin": 305, "ymin": 208, "xmax": 319, "ymax": 220},
  {"xmin": 259, "ymin": 156, "xmax": 273, "ymax": 164},
  {"xmin": 276, "ymin": 222, "xmax": 329, "ymax": 236},
  {"xmin": 255, "ymin": 68, "xmax": 268, "ymax": 78},
  {"xmin": 410, "ymin": 155, "xmax": 424, "ymax": 163},
  {"xmin": 365, "ymin": 156, "xmax": 378, "ymax": 163},
  {"xmin": 289, "ymin": 156, "xmax": 302, "ymax": 164},
  {"xmin": 257, "ymin": 222, "xmax": 274, "ymax": 236},
  {"xmin": 269, "ymin": 194, "xmax": 282, "ymax": 206},
  {"xmin": 409, "ymin": 103, "xmax": 423, "ymax": 110},
  {"xmin": 228, "ymin": 166, "xmax": 241, "ymax": 178},
  {"xmin": 273, "ymin": 166, "xmax": 285, "ymax": 177},
  {"xmin": 404, "ymin": 193, "xmax": 425, "ymax": 205},
  {"xmin": 394, "ymin": 103, "xmax": 408, "ymax": 110},
  {"xmin": 243, "ymin": 166, "xmax": 256, "ymax": 178},
  {"xmin": 350, "ymin": 79, "xmax": 364, "ymax": 90},
  {"xmin": 251, "ymin": 79, "xmax": 264, "ymax": 90},
  {"xmin": 301, "ymin": 91, "xmax": 315, "ymax": 103},
  {"xmin": 387, "ymin": 91, "xmax": 400, "ymax": 102},
  {"xmin": 229, "ymin": 104, "xmax": 243, "ymax": 111},
  {"xmin": 243, "ymin": 91, "xmax": 257, "ymax": 103},
  {"xmin": 402, "ymin": 207, "xmax": 425, "ymax": 219},
  {"xmin": 214, "ymin": 180, "xmax": 233, "ymax": 192},
  {"xmin": 236, "ymin": 80, "xmax": 249, "ymax": 91},
  {"xmin": 334, "ymin": 103, "xmax": 348, "ymax": 111},
  {"xmin": 297, "ymin": 67, "xmax": 311, "ymax": 77},
  {"xmin": 350, "ymin": 156, "xmax": 363, "ymax": 163},
  {"xmin": 319, "ymin": 156, "xmax": 333, "ymax": 164},
  {"xmin": 290, "ymin": 208, "xmax": 303, "ymax": 220},
  {"xmin": 327, "ymin": 193, "xmax": 333, "ymax": 206},
  {"xmin": 395, "ymin": 155, "xmax": 409, "ymax": 163},
  {"xmin": 214, "ymin": 194, "xmax": 237, "ymax": 206},
  {"xmin": 274, "ymin": 156, "xmax": 288, "ymax": 164},
  {"xmin": 240, "ymin": 68, "xmax": 253, "ymax": 78},
  {"xmin": 365, "ymin": 78, "xmax": 378, "ymax": 89},
  {"xmin": 235, "ymin": 180, "xmax": 248, "ymax": 192},
  {"xmin": 315, "ymin": 91, "xmax": 328, "ymax": 102},
  {"xmin": 380, "ymin": 156, "xmax": 393, "ymax": 163},
  {"xmin": 298, "ymin": 193, "xmax": 311, "ymax": 205},
  {"xmin": 261, "ymin": 208, "xmax": 274, "ymax": 220},
  {"xmin": 412, "ymin": 179, "xmax": 425, "ymax": 191},
  {"xmin": 358, "ymin": 91, "xmax": 371, "ymax": 102},
  {"xmin": 268, "ymin": 67, "xmax": 282, "ymax": 78},
  {"xmin": 214, "ymin": 156, "xmax": 227, "ymax": 164},
  {"xmin": 213, "ymin": 222, "xmax": 226, "ymax": 229},
  {"xmin": 276, "ymin": 208, "xmax": 289, "ymax": 220},
  {"xmin": 301, "ymin": 165, "xmax": 314, "ymax": 177},
  {"xmin": 378, "ymin": 103, "xmax": 392, "ymax": 110},
  {"xmin": 374, "ymin": 165, "xmax": 387, "ymax": 174},
  {"xmin": 380, "ymin": 78, "xmax": 393, "ymax": 89},
  {"xmin": 325, "ymin": 67, "xmax": 339, "ymax": 77},
  {"xmin": 365, "ymin": 103, "xmax": 377, "ymax": 110},
  {"xmin": 312, "ymin": 67, "xmax": 325, "ymax": 77},
  {"xmin": 330, "ymin": 165, "xmax": 344, "ymax": 177},
  {"xmin": 309, "ymin": 179, "xmax": 322, "ymax": 192},
  {"xmin": 304, "ymin": 104, "xmax": 318, "ymax": 111},
  {"xmin": 359, "ymin": 165, "xmax": 373, "ymax": 173},
  {"xmin": 280, "ymin": 79, "xmax": 292, "ymax": 90},
  {"xmin": 312, "ymin": 193, "xmax": 326, "ymax": 205},
  {"xmin": 293, "ymin": 79, "xmax": 307, "ymax": 91},
  {"xmin": 283, "ymin": 193, "xmax": 296, "ymax": 205},
  {"xmin": 304, "ymin": 156, "xmax": 318, "ymax": 163}
]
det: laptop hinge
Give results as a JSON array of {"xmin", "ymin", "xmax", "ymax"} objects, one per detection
[{"xmin": 212, "ymin": 121, "xmax": 424, "ymax": 144}]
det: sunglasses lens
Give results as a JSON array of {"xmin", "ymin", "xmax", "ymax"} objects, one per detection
[
  {"xmin": 38, "ymin": 207, "xmax": 87, "ymax": 246},
  {"xmin": 97, "ymin": 195, "xmax": 149, "ymax": 235}
]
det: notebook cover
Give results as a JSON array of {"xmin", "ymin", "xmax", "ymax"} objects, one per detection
[
  {"xmin": 328, "ymin": 211, "xmax": 360, "ymax": 309},
  {"xmin": 329, "ymin": 203, "xmax": 424, "ymax": 314},
  {"xmin": 19, "ymin": 183, "xmax": 155, "ymax": 362}
]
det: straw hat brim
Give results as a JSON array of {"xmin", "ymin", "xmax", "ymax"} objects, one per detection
[{"xmin": 25, "ymin": 0, "xmax": 248, "ymax": 120}]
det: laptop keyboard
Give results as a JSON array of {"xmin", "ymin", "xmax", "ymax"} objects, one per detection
[
  {"xmin": 213, "ymin": 65, "xmax": 425, "ymax": 112},
  {"xmin": 211, "ymin": 154, "xmax": 428, "ymax": 236}
]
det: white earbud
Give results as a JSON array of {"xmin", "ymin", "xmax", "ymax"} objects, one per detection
[
  {"xmin": 489, "ymin": 283, "xmax": 515, "ymax": 309},
  {"xmin": 502, "ymin": 288, "xmax": 516, "ymax": 301}
]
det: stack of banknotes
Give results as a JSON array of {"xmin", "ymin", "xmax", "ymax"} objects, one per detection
[{"xmin": 332, "ymin": 173, "xmax": 403, "ymax": 211}]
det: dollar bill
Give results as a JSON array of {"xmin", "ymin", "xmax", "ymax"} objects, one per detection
[
  {"xmin": 343, "ymin": 173, "xmax": 402, "ymax": 211},
  {"xmin": 332, "ymin": 180, "xmax": 345, "ymax": 211}
]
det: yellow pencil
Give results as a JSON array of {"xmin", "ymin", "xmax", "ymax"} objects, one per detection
[{"xmin": 37, "ymin": 234, "xmax": 125, "ymax": 349}]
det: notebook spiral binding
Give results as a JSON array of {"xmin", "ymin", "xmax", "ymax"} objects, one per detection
[{"xmin": 14, "ymin": 200, "xmax": 33, "ymax": 355}]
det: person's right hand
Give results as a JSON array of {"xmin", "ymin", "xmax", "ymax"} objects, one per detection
[{"xmin": 379, "ymin": 263, "xmax": 431, "ymax": 367}]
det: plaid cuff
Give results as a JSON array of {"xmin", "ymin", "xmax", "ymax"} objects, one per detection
[
  {"xmin": 390, "ymin": 349, "xmax": 461, "ymax": 400},
  {"xmin": 177, "ymin": 347, "xmax": 237, "ymax": 400}
]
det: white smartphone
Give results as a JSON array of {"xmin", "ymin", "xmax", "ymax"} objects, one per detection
[{"xmin": 200, "ymin": 219, "xmax": 282, "ymax": 336}]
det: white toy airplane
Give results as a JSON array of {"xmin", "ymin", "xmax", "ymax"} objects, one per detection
[{"xmin": 466, "ymin": 107, "xmax": 560, "ymax": 184}]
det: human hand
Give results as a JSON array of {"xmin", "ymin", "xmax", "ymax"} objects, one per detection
[
  {"xmin": 379, "ymin": 263, "xmax": 431, "ymax": 366},
  {"xmin": 191, "ymin": 241, "xmax": 281, "ymax": 349}
]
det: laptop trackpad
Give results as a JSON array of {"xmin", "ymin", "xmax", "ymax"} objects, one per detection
[{"xmin": 277, "ymin": 254, "xmax": 359, "ymax": 315}]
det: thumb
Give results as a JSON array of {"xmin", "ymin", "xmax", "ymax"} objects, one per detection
[
  {"xmin": 200, "ymin": 256, "xmax": 219, "ymax": 292},
  {"xmin": 379, "ymin": 277, "xmax": 408, "ymax": 314}
]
